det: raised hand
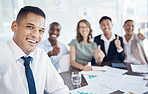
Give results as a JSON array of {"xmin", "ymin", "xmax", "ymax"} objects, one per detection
[
  {"xmin": 114, "ymin": 36, "xmax": 121, "ymax": 50},
  {"xmin": 52, "ymin": 40, "xmax": 60, "ymax": 56},
  {"xmin": 138, "ymin": 28, "xmax": 145, "ymax": 40},
  {"xmin": 97, "ymin": 45, "xmax": 105, "ymax": 63},
  {"xmin": 48, "ymin": 41, "xmax": 60, "ymax": 57}
]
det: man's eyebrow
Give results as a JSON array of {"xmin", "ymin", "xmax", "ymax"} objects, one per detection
[
  {"xmin": 26, "ymin": 23, "xmax": 45, "ymax": 30},
  {"xmin": 41, "ymin": 28, "xmax": 45, "ymax": 31},
  {"xmin": 26, "ymin": 23, "xmax": 35, "ymax": 26}
]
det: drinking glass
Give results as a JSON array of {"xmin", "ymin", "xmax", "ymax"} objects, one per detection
[{"xmin": 71, "ymin": 71, "xmax": 82, "ymax": 86}]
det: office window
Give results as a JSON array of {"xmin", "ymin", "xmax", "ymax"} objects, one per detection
[
  {"xmin": 122, "ymin": 0, "xmax": 148, "ymax": 39},
  {"xmin": 0, "ymin": 0, "xmax": 147, "ymax": 46}
]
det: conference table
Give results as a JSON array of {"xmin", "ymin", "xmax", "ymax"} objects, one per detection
[{"xmin": 59, "ymin": 62, "xmax": 148, "ymax": 91}]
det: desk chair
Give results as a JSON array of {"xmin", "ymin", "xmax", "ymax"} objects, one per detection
[{"xmin": 59, "ymin": 54, "xmax": 70, "ymax": 73}]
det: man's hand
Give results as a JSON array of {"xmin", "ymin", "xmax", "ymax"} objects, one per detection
[
  {"xmin": 114, "ymin": 36, "xmax": 121, "ymax": 50},
  {"xmin": 48, "ymin": 41, "xmax": 60, "ymax": 57},
  {"xmin": 138, "ymin": 28, "xmax": 145, "ymax": 40}
]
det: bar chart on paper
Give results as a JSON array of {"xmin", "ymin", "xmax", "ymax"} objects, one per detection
[
  {"xmin": 88, "ymin": 75, "xmax": 96, "ymax": 79},
  {"xmin": 76, "ymin": 91, "xmax": 96, "ymax": 94}
]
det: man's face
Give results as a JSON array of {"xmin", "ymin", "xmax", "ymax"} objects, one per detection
[
  {"xmin": 11, "ymin": 12, "xmax": 45, "ymax": 55},
  {"xmin": 123, "ymin": 21, "xmax": 134, "ymax": 36},
  {"xmin": 100, "ymin": 19, "xmax": 113, "ymax": 36},
  {"xmin": 49, "ymin": 24, "xmax": 60, "ymax": 41}
]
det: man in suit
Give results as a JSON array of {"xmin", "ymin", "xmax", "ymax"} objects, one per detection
[{"xmin": 91, "ymin": 16, "xmax": 125, "ymax": 66}]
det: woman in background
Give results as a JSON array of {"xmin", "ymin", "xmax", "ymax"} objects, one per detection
[{"xmin": 69, "ymin": 19, "xmax": 105, "ymax": 71}]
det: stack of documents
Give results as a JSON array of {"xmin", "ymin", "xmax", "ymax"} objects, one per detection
[{"xmin": 131, "ymin": 64, "xmax": 148, "ymax": 73}]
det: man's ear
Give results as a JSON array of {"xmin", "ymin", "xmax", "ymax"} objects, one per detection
[{"xmin": 11, "ymin": 21, "xmax": 18, "ymax": 32}]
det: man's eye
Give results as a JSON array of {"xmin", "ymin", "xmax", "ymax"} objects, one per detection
[
  {"xmin": 39, "ymin": 30, "xmax": 45, "ymax": 34},
  {"xmin": 27, "ymin": 26, "xmax": 34, "ymax": 29}
]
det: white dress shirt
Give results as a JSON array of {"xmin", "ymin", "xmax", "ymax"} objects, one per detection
[
  {"xmin": 101, "ymin": 33, "xmax": 123, "ymax": 55},
  {"xmin": 123, "ymin": 34, "xmax": 143, "ymax": 64},
  {"xmin": 0, "ymin": 39, "xmax": 69, "ymax": 94}
]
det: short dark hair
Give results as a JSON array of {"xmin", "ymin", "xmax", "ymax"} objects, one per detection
[
  {"xmin": 16, "ymin": 6, "xmax": 46, "ymax": 23},
  {"xmin": 49, "ymin": 22, "xmax": 61, "ymax": 29},
  {"xmin": 99, "ymin": 16, "xmax": 112, "ymax": 24},
  {"xmin": 123, "ymin": 19, "xmax": 135, "ymax": 26}
]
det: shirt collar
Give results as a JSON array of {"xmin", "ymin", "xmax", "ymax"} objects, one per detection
[
  {"xmin": 101, "ymin": 33, "xmax": 116, "ymax": 42},
  {"xmin": 123, "ymin": 34, "xmax": 134, "ymax": 44},
  {"xmin": 7, "ymin": 39, "xmax": 34, "ymax": 61}
]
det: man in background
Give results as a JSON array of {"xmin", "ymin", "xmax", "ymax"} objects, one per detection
[
  {"xmin": 91, "ymin": 16, "xmax": 125, "ymax": 66},
  {"xmin": 39, "ymin": 22, "xmax": 69, "ymax": 71}
]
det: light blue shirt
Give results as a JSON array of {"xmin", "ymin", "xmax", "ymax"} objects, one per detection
[{"xmin": 39, "ymin": 39, "xmax": 69, "ymax": 71}]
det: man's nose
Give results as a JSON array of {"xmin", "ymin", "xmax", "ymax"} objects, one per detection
[
  {"xmin": 32, "ymin": 29, "xmax": 39, "ymax": 38},
  {"xmin": 129, "ymin": 26, "xmax": 133, "ymax": 30},
  {"xmin": 53, "ymin": 29, "xmax": 58, "ymax": 34}
]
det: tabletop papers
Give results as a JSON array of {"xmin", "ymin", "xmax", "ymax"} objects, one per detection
[
  {"xmin": 70, "ymin": 66, "xmax": 148, "ymax": 94},
  {"xmin": 131, "ymin": 64, "xmax": 148, "ymax": 73}
]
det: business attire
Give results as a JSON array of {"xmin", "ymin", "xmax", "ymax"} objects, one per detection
[
  {"xmin": 39, "ymin": 39, "xmax": 69, "ymax": 71},
  {"xmin": 0, "ymin": 39, "xmax": 69, "ymax": 94},
  {"xmin": 69, "ymin": 39, "xmax": 97, "ymax": 70},
  {"xmin": 123, "ymin": 34, "xmax": 148, "ymax": 64},
  {"xmin": 91, "ymin": 34, "xmax": 125, "ymax": 66}
]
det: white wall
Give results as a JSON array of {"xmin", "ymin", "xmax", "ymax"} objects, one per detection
[{"xmin": 0, "ymin": 0, "xmax": 147, "ymax": 50}]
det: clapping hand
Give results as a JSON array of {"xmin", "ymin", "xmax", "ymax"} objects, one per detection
[
  {"xmin": 114, "ymin": 36, "xmax": 121, "ymax": 50},
  {"xmin": 138, "ymin": 28, "xmax": 145, "ymax": 40}
]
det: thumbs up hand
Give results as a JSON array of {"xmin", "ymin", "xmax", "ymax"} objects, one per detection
[
  {"xmin": 49, "ymin": 40, "xmax": 60, "ymax": 56},
  {"xmin": 114, "ymin": 36, "xmax": 121, "ymax": 50},
  {"xmin": 97, "ymin": 45, "xmax": 105, "ymax": 57},
  {"xmin": 95, "ymin": 45, "xmax": 105, "ymax": 64},
  {"xmin": 138, "ymin": 28, "xmax": 145, "ymax": 40}
]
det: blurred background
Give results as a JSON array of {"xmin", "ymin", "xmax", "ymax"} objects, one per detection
[{"xmin": 0, "ymin": 0, "xmax": 147, "ymax": 55}]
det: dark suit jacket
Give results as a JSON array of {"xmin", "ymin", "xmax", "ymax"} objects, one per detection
[{"xmin": 91, "ymin": 34, "xmax": 125, "ymax": 66}]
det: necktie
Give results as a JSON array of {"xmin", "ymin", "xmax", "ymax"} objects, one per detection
[{"xmin": 21, "ymin": 56, "xmax": 37, "ymax": 94}]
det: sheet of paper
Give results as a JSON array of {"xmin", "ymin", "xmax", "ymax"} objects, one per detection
[
  {"xmin": 104, "ymin": 67, "xmax": 127, "ymax": 77},
  {"xmin": 86, "ymin": 73, "xmax": 148, "ymax": 94},
  {"xmin": 83, "ymin": 75, "xmax": 97, "ymax": 85},
  {"xmin": 131, "ymin": 64, "xmax": 148, "ymax": 73},
  {"xmin": 79, "ymin": 66, "xmax": 111, "ymax": 76},
  {"xmin": 79, "ymin": 70, "xmax": 104, "ymax": 76},
  {"xmin": 115, "ymin": 75, "xmax": 148, "ymax": 94},
  {"xmin": 91, "ymin": 66, "xmax": 111, "ymax": 71},
  {"xmin": 82, "ymin": 67, "xmax": 127, "ymax": 85},
  {"xmin": 70, "ymin": 83, "xmax": 114, "ymax": 94}
]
